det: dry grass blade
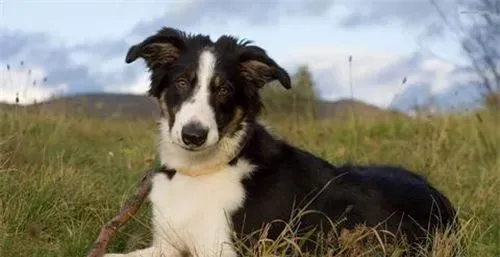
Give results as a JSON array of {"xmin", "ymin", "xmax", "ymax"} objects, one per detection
[{"xmin": 85, "ymin": 168, "xmax": 156, "ymax": 257}]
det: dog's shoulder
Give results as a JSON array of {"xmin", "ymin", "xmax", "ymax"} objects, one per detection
[{"xmin": 240, "ymin": 123, "xmax": 336, "ymax": 175}]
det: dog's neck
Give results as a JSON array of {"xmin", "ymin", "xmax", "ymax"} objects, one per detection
[
  {"xmin": 174, "ymin": 154, "xmax": 240, "ymax": 177},
  {"xmin": 171, "ymin": 140, "xmax": 246, "ymax": 177},
  {"xmin": 158, "ymin": 120, "xmax": 251, "ymax": 177}
]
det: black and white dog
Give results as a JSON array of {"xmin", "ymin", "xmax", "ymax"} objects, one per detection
[{"xmin": 104, "ymin": 27, "xmax": 457, "ymax": 257}]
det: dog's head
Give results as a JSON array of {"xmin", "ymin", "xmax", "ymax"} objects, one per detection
[{"xmin": 125, "ymin": 27, "xmax": 290, "ymax": 154}]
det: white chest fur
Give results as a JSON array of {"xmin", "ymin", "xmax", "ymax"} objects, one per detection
[{"xmin": 148, "ymin": 159, "xmax": 254, "ymax": 257}]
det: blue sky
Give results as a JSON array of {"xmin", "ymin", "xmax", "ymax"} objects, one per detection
[{"xmin": 0, "ymin": 0, "xmax": 485, "ymax": 112}]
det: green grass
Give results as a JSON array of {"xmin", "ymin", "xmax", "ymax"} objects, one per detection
[{"xmin": 0, "ymin": 107, "xmax": 499, "ymax": 257}]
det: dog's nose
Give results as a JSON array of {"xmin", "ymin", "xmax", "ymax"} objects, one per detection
[{"xmin": 181, "ymin": 122, "xmax": 208, "ymax": 147}]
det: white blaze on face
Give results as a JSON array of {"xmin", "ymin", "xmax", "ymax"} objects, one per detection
[{"xmin": 171, "ymin": 49, "xmax": 219, "ymax": 148}]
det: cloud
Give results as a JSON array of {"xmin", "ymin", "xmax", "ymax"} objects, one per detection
[
  {"xmin": 283, "ymin": 45, "xmax": 402, "ymax": 107},
  {"xmin": 70, "ymin": 39, "xmax": 130, "ymax": 61},
  {"xmin": 0, "ymin": 29, "xmax": 49, "ymax": 60},
  {"xmin": 391, "ymin": 82, "xmax": 486, "ymax": 114},
  {"xmin": 0, "ymin": 28, "xmax": 142, "ymax": 103},
  {"xmin": 103, "ymin": 73, "xmax": 150, "ymax": 95},
  {"xmin": 283, "ymin": 44, "xmax": 479, "ymax": 111},
  {"xmin": 338, "ymin": 0, "xmax": 446, "ymax": 28},
  {"xmin": 0, "ymin": 67, "xmax": 68, "ymax": 104},
  {"xmin": 130, "ymin": 0, "xmax": 334, "ymax": 37},
  {"xmin": 337, "ymin": 0, "xmax": 461, "ymax": 50}
]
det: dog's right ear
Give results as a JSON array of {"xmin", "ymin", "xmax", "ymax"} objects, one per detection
[
  {"xmin": 125, "ymin": 27, "xmax": 186, "ymax": 70},
  {"xmin": 238, "ymin": 45, "xmax": 291, "ymax": 90}
]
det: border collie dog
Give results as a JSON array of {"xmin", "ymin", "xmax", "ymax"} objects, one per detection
[{"xmin": 104, "ymin": 27, "xmax": 457, "ymax": 257}]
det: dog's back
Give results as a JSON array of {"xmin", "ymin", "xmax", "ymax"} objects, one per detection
[
  {"xmin": 231, "ymin": 125, "xmax": 458, "ymax": 254},
  {"xmin": 329, "ymin": 165, "xmax": 457, "ymax": 239}
]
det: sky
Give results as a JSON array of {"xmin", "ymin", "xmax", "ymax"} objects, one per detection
[{"xmin": 0, "ymin": 0, "xmax": 488, "ymax": 112}]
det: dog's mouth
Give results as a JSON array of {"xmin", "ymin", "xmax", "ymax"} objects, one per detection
[
  {"xmin": 176, "ymin": 142, "xmax": 218, "ymax": 153},
  {"xmin": 179, "ymin": 145, "xmax": 202, "ymax": 152}
]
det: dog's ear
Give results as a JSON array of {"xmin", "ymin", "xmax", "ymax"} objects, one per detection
[
  {"xmin": 238, "ymin": 46, "xmax": 291, "ymax": 89},
  {"xmin": 125, "ymin": 27, "xmax": 186, "ymax": 70}
]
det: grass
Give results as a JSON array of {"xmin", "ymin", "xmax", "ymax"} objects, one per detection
[{"xmin": 0, "ymin": 106, "xmax": 499, "ymax": 257}]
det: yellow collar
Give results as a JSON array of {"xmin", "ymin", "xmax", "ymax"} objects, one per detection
[
  {"xmin": 158, "ymin": 154, "xmax": 239, "ymax": 178},
  {"xmin": 177, "ymin": 161, "xmax": 234, "ymax": 177}
]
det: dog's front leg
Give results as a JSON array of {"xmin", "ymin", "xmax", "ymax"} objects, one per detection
[{"xmin": 186, "ymin": 234, "xmax": 238, "ymax": 257}]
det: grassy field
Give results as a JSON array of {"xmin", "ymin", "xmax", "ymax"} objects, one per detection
[{"xmin": 0, "ymin": 106, "xmax": 499, "ymax": 257}]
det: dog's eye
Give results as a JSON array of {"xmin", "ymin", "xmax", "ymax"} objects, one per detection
[
  {"xmin": 175, "ymin": 79, "xmax": 189, "ymax": 90},
  {"xmin": 217, "ymin": 81, "xmax": 233, "ymax": 96},
  {"xmin": 218, "ymin": 87, "xmax": 229, "ymax": 96},
  {"xmin": 217, "ymin": 84, "xmax": 232, "ymax": 97}
]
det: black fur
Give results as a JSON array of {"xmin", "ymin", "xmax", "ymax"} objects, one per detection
[
  {"xmin": 231, "ymin": 124, "xmax": 457, "ymax": 253},
  {"xmin": 127, "ymin": 27, "xmax": 458, "ymax": 255},
  {"xmin": 157, "ymin": 166, "xmax": 177, "ymax": 180}
]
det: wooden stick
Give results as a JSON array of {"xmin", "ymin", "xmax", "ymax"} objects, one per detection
[{"xmin": 86, "ymin": 168, "xmax": 156, "ymax": 257}]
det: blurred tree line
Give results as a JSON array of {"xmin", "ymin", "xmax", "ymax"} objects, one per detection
[{"xmin": 260, "ymin": 65, "xmax": 319, "ymax": 119}]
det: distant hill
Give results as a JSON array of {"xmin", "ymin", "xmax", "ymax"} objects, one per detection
[
  {"xmin": 1, "ymin": 93, "xmax": 407, "ymax": 121},
  {"xmin": 316, "ymin": 99, "xmax": 406, "ymax": 121},
  {"xmin": 2, "ymin": 93, "xmax": 160, "ymax": 120}
]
